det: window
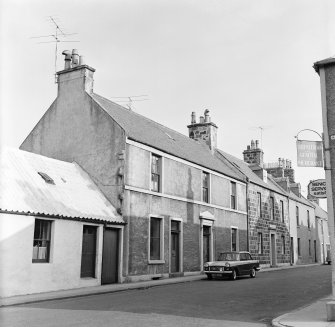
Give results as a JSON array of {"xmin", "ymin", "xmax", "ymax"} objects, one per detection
[
  {"xmin": 307, "ymin": 210, "xmax": 310, "ymax": 229},
  {"xmin": 298, "ymin": 238, "xmax": 301, "ymax": 256},
  {"xmin": 32, "ymin": 219, "xmax": 52, "ymax": 263},
  {"xmin": 281, "ymin": 235, "xmax": 285, "ymax": 254},
  {"xmin": 202, "ymin": 172, "xmax": 210, "ymax": 203},
  {"xmin": 257, "ymin": 232, "xmax": 263, "ymax": 254},
  {"xmin": 151, "ymin": 154, "xmax": 161, "ymax": 192},
  {"xmin": 230, "ymin": 182, "xmax": 236, "ymax": 209},
  {"xmin": 231, "ymin": 228, "xmax": 238, "ymax": 252},
  {"xmin": 150, "ymin": 217, "xmax": 163, "ymax": 261},
  {"xmin": 280, "ymin": 200, "xmax": 284, "ymax": 223},
  {"xmin": 257, "ymin": 192, "xmax": 262, "ymax": 218},
  {"xmin": 270, "ymin": 196, "xmax": 275, "ymax": 220},
  {"xmin": 296, "ymin": 206, "xmax": 299, "ymax": 226}
]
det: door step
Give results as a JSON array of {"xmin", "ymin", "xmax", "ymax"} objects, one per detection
[{"xmin": 169, "ymin": 272, "xmax": 184, "ymax": 278}]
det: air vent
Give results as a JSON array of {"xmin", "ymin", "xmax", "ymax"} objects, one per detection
[{"xmin": 38, "ymin": 172, "xmax": 55, "ymax": 185}]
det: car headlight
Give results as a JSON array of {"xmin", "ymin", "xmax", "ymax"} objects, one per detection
[{"xmin": 225, "ymin": 262, "xmax": 230, "ymax": 267}]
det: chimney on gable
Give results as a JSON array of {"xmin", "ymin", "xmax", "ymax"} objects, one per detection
[
  {"xmin": 187, "ymin": 109, "xmax": 218, "ymax": 152},
  {"xmin": 243, "ymin": 140, "xmax": 264, "ymax": 167},
  {"xmin": 57, "ymin": 49, "xmax": 95, "ymax": 94}
]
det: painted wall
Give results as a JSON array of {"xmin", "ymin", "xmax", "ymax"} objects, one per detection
[
  {"xmin": 289, "ymin": 199, "xmax": 318, "ymax": 265},
  {"xmin": 0, "ymin": 213, "xmax": 103, "ymax": 298},
  {"xmin": 248, "ymin": 183, "xmax": 290, "ymax": 267}
]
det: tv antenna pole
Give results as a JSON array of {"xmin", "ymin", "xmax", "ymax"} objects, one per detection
[
  {"xmin": 249, "ymin": 125, "xmax": 272, "ymax": 149},
  {"xmin": 30, "ymin": 16, "xmax": 79, "ymax": 83},
  {"xmin": 110, "ymin": 95, "xmax": 149, "ymax": 110}
]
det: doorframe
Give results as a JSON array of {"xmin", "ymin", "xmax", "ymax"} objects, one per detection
[
  {"xmin": 169, "ymin": 217, "xmax": 183, "ymax": 274},
  {"xmin": 103, "ymin": 224, "xmax": 124, "ymax": 283},
  {"xmin": 270, "ymin": 232, "xmax": 277, "ymax": 267},
  {"xmin": 200, "ymin": 218, "xmax": 214, "ymax": 269}
]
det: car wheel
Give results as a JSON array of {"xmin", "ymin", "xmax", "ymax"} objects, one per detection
[
  {"xmin": 206, "ymin": 273, "xmax": 213, "ymax": 280},
  {"xmin": 231, "ymin": 269, "xmax": 237, "ymax": 281},
  {"xmin": 250, "ymin": 268, "xmax": 256, "ymax": 278}
]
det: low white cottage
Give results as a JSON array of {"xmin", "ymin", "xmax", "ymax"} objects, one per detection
[{"xmin": 0, "ymin": 148, "xmax": 124, "ymax": 298}]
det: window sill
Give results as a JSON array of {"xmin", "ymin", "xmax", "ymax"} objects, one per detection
[{"xmin": 148, "ymin": 260, "xmax": 165, "ymax": 265}]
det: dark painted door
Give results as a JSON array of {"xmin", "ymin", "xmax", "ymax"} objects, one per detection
[
  {"xmin": 81, "ymin": 226, "xmax": 97, "ymax": 278},
  {"xmin": 203, "ymin": 226, "xmax": 210, "ymax": 263},
  {"xmin": 171, "ymin": 221, "xmax": 180, "ymax": 273},
  {"xmin": 102, "ymin": 228, "xmax": 119, "ymax": 284}
]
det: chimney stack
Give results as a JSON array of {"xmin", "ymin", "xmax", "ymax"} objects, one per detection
[
  {"xmin": 57, "ymin": 49, "xmax": 95, "ymax": 94},
  {"xmin": 243, "ymin": 140, "xmax": 264, "ymax": 166},
  {"xmin": 187, "ymin": 109, "xmax": 218, "ymax": 152}
]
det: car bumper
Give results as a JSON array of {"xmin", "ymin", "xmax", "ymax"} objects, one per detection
[{"xmin": 205, "ymin": 270, "xmax": 233, "ymax": 275}]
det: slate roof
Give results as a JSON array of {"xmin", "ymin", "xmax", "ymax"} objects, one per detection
[
  {"xmin": 288, "ymin": 191, "xmax": 315, "ymax": 208},
  {"xmin": 314, "ymin": 202, "xmax": 328, "ymax": 219},
  {"xmin": 216, "ymin": 149, "xmax": 288, "ymax": 196},
  {"xmin": 0, "ymin": 147, "xmax": 124, "ymax": 223},
  {"xmin": 91, "ymin": 93, "xmax": 246, "ymax": 182}
]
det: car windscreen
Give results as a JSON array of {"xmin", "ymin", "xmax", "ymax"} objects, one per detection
[{"xmin": 218, "ymin": 253, "xmax": 239, "ymax": 261}]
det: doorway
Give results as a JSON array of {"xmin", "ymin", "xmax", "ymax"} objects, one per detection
[
  {"xmin": 203, "ymin": 225, "xmax": 211, "ymax": 264},
  {"xmin": 101, "ymin": 228, "xmax": 119, "ymax": 284},
  {"xmin": 290, "ymin": 237, "xmax": 294, "ymax": 265},
  {"xmin": 170, "ymin": 221, "xmax": 180, "ymax": 273}
]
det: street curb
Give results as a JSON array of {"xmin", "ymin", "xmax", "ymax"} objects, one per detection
[{"xmin": 0, "ymin": 263, "xmax": 325, "ymax": 308}]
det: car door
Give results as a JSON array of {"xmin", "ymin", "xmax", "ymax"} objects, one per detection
[{"xmin": 239, "ymin": 253, "xmax": 248, "ymax": 274}]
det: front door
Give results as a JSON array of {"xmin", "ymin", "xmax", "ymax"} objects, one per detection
[
  {"xmin": 81, "ymin": 225, "xmax": 97, "ymax": 278},
  {"xmin": 203, "ymin": 226, "xmax": 210, "ymax": 263},
  {"xmin": 270, "ymin": 234, "xmax": 276, "ymax": 267},
  {"xmin": 102, "ymin": 228, "xmax": 119, "ymax": 284},
  {"xmin": 314, "ymin": 240, "xmax": 317, "ymax": 263},
  {"xmin": 290, "ymin": 237, "xmax": 294, "ymax": 264},
  {"xmin": 171, "ymin": 221, "xmax": 180, "ymax": 273}
]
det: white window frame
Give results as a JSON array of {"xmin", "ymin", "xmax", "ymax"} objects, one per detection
[
  {"xmin": 150, "ymin": 153, "xmax": 163, "ymax": 193},
  {"xmin": 231, "ymin": 226, "xmax": 239, "ymax": 252},
  {"xmin": 202, "ymin": 171, "xmax": 210, "ymax": 203},
  {"xmin": 32, "ymin": 218, "xmax": 54, "ymax": 263},
  {"xmin": 230, "ymin": 181, "xmax": 237, "ymax": 210},
  {"xmin": 148, "ymin": 215, "xmax": 165, "ymax": 264},
  {"xmin": 169, "ymin": 217, "xmax": 183, "ymax": 273}
]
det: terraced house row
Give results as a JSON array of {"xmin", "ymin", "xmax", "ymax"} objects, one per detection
[{"xmin": 0, "ymin": 50, "xmax": 329, "ymax": 298}]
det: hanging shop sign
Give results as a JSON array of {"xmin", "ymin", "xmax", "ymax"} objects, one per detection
[
  {"xmin": 308, "ymin": 179, "xmax": 327, "ymax": 198},
  {"xmin": 296, "ymin": 140, "xmax": 323, "ymax": 167}
]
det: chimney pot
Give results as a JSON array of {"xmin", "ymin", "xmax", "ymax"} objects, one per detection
[
  {"xmin": 72, "ymin": 49, "xmax": 79, "ymax": 67},
  {"xmin": 251, "ymin": 140, "xmax": 255, "ymax": 150},
  {"xmin": 191, "ymin": 112, "xmax": 196, "ymax": 124},
  {"xmin": 255, "ymin": 140, "xmax": 259, "ymax": 149},
  {"xmin": 247, "ymin": 145, "xmax": 250, "ymax": 150},
  {"xmin": 79, "ymin": 55, "xmax": 85, "ymax": 65},
  {"xmin": 204, "ymin": 109, "xmax": 210, "ymax": 123},
  {"xmin": 62, "ymin": 50, "xmax": 72, "ymax": 69},
  {"xmin": 200, "ymin": 116, "xmax": 205, "ymax": 123}
]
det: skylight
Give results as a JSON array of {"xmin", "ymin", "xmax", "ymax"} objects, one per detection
[{"xmin": 38, "ymin": 172, "xmax": 55, "ymax": 185}]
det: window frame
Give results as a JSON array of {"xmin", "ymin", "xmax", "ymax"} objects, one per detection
[
  {"xmin": 257, "ymin": 232, "xmax": 263, "ymax": 254},
  {"xmin": 150, "ymin": 154, "xmax": 162, "ymax": 193},
  {"xmin": 270, "ymin": 196, "xmax": 275, "ymax": 220},
  {"xmin": 257, "ymin": 192, "xmax": 262, "ymax": 218},
  {"xmin": 32, "ymin": 218, "xmax": 52, "ymax": 263},
  {"xmin": 280, "ymin": 200, "xmax": 284, "ymax": 223},
  {"xmin": 307, "ymin": 210, "xmax": 310, "ymax": 229},
  {"xmin": 230, "ymin": 181, "xmax": 237, "ymax": 210},
  {"xmin": 202, "ymin": 171, "xmax": 210, "ymax": 203},
  {"xmin": 281, "ymin": 235, "xmax": 285, "ymax": 254},
  {"xmin": 296, "ymin": 206, "xmax": 299, "ymax": 226},
  {"xmin": 149, "ymin": 215, "xmax": 165, "ymax": 264}
]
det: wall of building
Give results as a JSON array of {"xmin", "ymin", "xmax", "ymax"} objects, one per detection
[
  {"xmin": 289, "ymin": 200, "xmax": 318, "ymax": 265},
  {"xmin": 0, "ymin": 213, "xmax": 104, "ymax": 297},
  {"xmin": 248, "ymin": 184, "xmax": 290, "ymax": 267}
]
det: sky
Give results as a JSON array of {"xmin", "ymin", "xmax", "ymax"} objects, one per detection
[{"xmin": 1, "ymin": 0, "xmax": 334, "ymax": 207}]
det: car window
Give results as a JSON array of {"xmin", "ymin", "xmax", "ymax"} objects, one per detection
[
  {"xmin": 218, "ymin": 253, "xmax": 239, "ymax": 261},
  {"xmin": 240, "ymin": 253, "xmax": 247, "ymax": 261}
]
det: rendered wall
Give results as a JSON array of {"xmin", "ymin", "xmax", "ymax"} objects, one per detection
[{"xmin": 0, "ymin": 213, "xmax": 103, "ymax": 298}]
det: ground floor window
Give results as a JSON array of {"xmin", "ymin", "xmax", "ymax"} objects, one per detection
[
  {"xmin": 281, "ymin": 235, "xmax": 285, "ymax": 254},
  {"xmin": 150, "ymin": 217, "xmax": 163, "ymax": 261},
  {"xmin": 32, "ymin": 219, "xmax": 52, "ymax": 263},
  {"xmin": 257, "ymin": 232, "xmax": 263, "ymax": 254},
  {"xmin": 298, "ymin": 238, "xmax": 301, "ymax": 256},
  {"xmin": 231, "ymin": 228, "xmax": 238, "ymax": 252},
  {"xmin": 81, "ymin": 225, "xmax": 97, "ymax": 278}
]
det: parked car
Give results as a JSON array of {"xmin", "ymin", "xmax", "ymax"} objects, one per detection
[{"xmin": 203, "ymin": 251, "xmax": 260, "ymax": 280}]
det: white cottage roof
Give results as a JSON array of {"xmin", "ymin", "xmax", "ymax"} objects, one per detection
[{"xmin": 0, "ymin": 148, "xmax": 124, "ymax": 224}]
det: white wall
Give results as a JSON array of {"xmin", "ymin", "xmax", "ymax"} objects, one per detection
[{"xmin": 0, "ymin": 213, "xmax": 104, "ymax": 298}]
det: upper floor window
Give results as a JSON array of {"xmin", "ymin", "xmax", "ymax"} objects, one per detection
[
  {"xmin": 307, "ymin": 210, "xmax": 310, "ymax": 229},
  {"xmin": 202, "ymin": 172, "xmax": 210, "ymax": 203},
  {"xmin": 270, "ymin": 196, "xmax": 275, "ymax": 220},
  {"xmin": 230, "ymin": 182, "xmax": 237, "ymax": 210},
  {"xmin": 151, "ymin": 154, "xmax": 161, "ymax": 192},
  {"xmin": 296, "ymin": 206, "xmax": 299, "ymax": 226},
  {"xmin": 32, "ymin": 219, "xmax": 52, "ymax": 263},
  {"xmin": 280, "ymin": 200, "xmax": 284, "ymax": 223},
  {"xmin": 257, "ymin": 192, "xmax": 262, "ymax": 218}
]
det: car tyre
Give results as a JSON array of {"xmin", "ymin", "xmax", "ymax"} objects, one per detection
[
  {"xmin": 250, "ymin": 268, "xmax": 256, "ymax": 278},
  {"xmin": 206, "ymin": 273, "xmax": 213, "ymax": 280},
  {"xmin": 231, "ymin": 269, "xmax": 237, "ymax": 281}
]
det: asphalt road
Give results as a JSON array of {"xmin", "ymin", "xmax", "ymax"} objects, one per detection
[{"xmin": 1, "ymin": 265, "xmax": 332, "ymax": 327}]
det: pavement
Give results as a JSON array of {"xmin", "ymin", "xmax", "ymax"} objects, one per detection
[{"xmin": 1, "ymin": 263, "xmax": 334, "ymax": 327}]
